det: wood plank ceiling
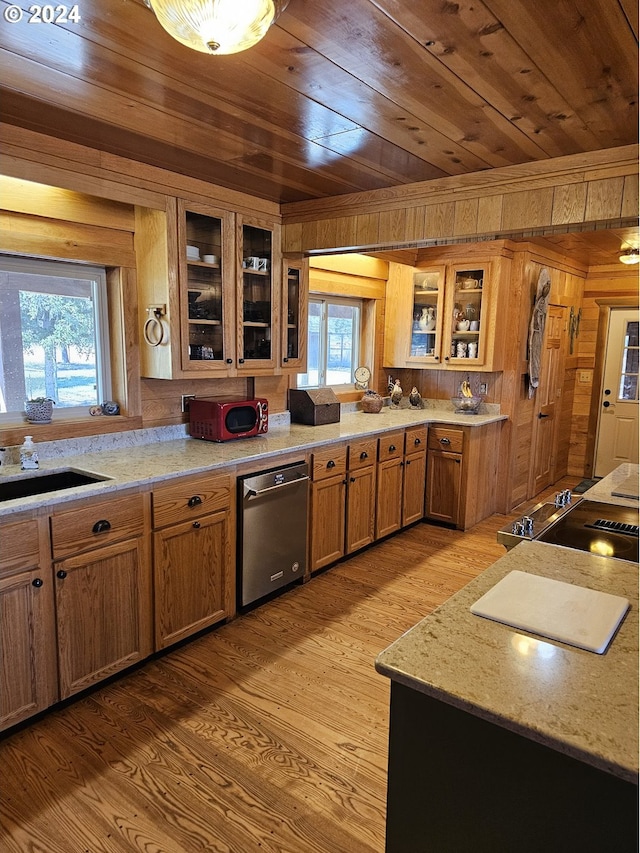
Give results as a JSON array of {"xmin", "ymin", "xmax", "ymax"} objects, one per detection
[{"xmin": 0, "ymin": 0, "xmax": 638, "ymax": 258}]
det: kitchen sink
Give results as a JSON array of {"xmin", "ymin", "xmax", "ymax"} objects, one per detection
[{"xmin": 0, "ymin": 469, "xmax": 110, "ymax": 502}]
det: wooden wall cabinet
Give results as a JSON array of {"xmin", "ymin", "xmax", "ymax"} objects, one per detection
[
  {"xmin": 425, "ymin": 422, "xmax": 502, "ymax": 530},
  {"xmin": 0, "ymin": 515, "xmax": 57, "ymax": 731},
  {"xmin": 384, "ymin": 257, "xmax": 508, "ymax": 372},
  {"xmin": 50, "ymin": 493, "xmax": 153, "ymax": 699},
  {"xmin": 151, "ymin": 471, "xmax": 232, "ymax": 649},
  {"xmin": 135, "ymin": 200, "xmax": 283, "ymax": 379},
  {"xmin": 281, "ymin": 259, "xmax": 309, "ymax": 372}
]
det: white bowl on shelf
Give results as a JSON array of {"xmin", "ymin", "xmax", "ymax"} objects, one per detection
[{"xmin": 186, "ymin": 245, "xmax": 200, "ymax": 260}]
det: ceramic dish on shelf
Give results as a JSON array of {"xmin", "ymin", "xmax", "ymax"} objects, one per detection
[{"xmin": 186, "ymin": 245, "xmax": 200, "ymax": 260}]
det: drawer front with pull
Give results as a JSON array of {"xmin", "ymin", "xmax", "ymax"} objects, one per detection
[
  {"xmin": 51, "ymin": 493, "xmax": 145, "ymax": 559},
  {"xmin": 152, "ymin": 472, "xmax": 231, "ymax": 528},
  {"xmin": 347, "ymin": 438, "xmax": 378, "ymax": 471},
  {"xmin": 378, "ymin": 431, "xmax": 404, "ymax": 462},
  {"xmin": 427, "ymin": 426, "xmax": 464, "ymax": 454},
  {"xmin": 311, "ymin": 445, "xmax": 347, "ymax": 481},
  {"xmin": 405, "ymin": 426, "xmax": 428, "ymax": 453}
]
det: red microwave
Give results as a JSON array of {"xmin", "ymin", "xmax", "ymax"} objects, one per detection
[{"xmin": 189, "ymin": 398, "xmax": 268, "ymax": 442}]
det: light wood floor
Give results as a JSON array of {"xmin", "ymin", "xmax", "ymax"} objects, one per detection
[{"xmin": 1, "ymin": 482, "xmax": 577, "ymax": 853}]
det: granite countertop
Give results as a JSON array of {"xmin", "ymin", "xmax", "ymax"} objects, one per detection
[
  {"xmin": 375, "ymin": 540, "xmax": 639, "ymax": 784},
  {"xmin": 0, "ymin": 406, "xmax": 506, "ymax": 517},
  {"xmin": 582, "ymin": 463, "xmax": 639, "ymax": 508}
]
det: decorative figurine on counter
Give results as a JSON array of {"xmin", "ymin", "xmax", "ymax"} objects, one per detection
[
  {"xmin": 390, "ymin": 379, "xmax": 403, "ymax": 407},
  {"xmin": 409, "ymin": 387, "xmax": 424, "ymax": 408}
]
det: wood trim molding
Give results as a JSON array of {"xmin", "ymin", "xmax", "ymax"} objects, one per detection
[{"xmin": 584, "ymin": 297, "xmax": 639, "ymax": 477}]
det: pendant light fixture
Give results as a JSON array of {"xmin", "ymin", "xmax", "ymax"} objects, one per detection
[
  {"xmin": 143, "ymin": 0, "xmax": 288, "ymax": 55},
  {"xmin": 618, "ymin": 247, "xmax": 640, "ymax": 265}
]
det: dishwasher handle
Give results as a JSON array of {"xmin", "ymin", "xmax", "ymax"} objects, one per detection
[{"xmin": 244, "ymin": 474, "xmax": 310, "ymax": 499}]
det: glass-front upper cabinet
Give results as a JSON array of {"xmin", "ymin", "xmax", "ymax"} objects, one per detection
[
  {"xmin": 410, "ymin": 268, "xmax": 446, "ymax": 365},
  {"xmin": 237, "ymin": 217, "xmax": 281, "ymax": 372},
  {"xmin": 281, "ymin": 259, "xmax": 308, "ymax": 371},
  {"xmin": 447, "ymin": 265, "xmax": 488, "ymax": 366},
  {"xmin": 177, "ymin": 200, "xmax": 235, "ymax": 375}
]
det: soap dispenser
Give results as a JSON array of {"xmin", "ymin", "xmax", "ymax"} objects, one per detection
[{"xmin": 20, "ymin": 435, "xmax": 39, "ymax": 470}]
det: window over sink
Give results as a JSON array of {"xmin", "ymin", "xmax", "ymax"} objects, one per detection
[{"xmin": 0, "ymin": 255, "xmax": 112, "ymax": 419}]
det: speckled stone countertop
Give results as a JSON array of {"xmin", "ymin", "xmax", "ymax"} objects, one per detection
[
  {"xmin": 582, "ymin": 462, "xmax": 639, "ymax": 508},
  {"xmin": 375, "ymin": 540, "xmax": 638, "ymax": 783},
  {"xmin": 0, "ymin": 405, "xmax": 506, "ymax": 517}
]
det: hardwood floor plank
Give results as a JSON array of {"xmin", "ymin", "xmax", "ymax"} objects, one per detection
[{"xmin": 1, "ymin": 488, "xmax": 577, "ymax": 852}]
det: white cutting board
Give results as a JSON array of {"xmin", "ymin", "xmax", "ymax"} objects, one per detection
[{"xmin": 470, "ymin": 571, "xmax": 630, "ymax": 654}]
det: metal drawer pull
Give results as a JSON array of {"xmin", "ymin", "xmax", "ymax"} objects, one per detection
[
  {"xmin": 193, "ymin": 521, "xmax": 201, "ymax": 529},
  {"xmin": 414, "ymin": 438, "xmax": 421, "ymax": 445},
  {"xmin": 389, "ymin": 444, "xmax": 396, "ymax": 452},
  {"xmin": 188, "ymin": 495, "xmax": 203, "ymax": 507},
  {"xmin": 56, "ymin": 570, "xmax": 67, "ymax": 580},
  {"xmin": 32, "ymin": 578, "xmax": 44, "ymax": 588},
  {"xmin": 92, "ymin": 519, "xmax": 111, "ymax": 534},
  {"xmin": 439, "ymin": 437, "xmax": 451, "ymax": 446},
  {"xmin": 327, "ymin": 460, "xmax": 336, "ymax": 469},
  {"xmin": 360, "ymin": 451, "xmax": 368, "ymax": 460}
]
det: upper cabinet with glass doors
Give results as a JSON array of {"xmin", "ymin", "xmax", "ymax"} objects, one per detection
[
  {"xmin": 237, "ymin": 216, "xmax": 281, "ymax": 374},
  {"xmin": 280, "ymin": 259, "xmax": 308, "ymax": 372},
  {"xmin": 383, "ymin": 255, "xmax": 508, "ymax": 372}
]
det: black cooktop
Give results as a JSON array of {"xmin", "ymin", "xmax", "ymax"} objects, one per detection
[{"xmin": 537, "ymin": 500, "xmax": 639, "ymax": 563}]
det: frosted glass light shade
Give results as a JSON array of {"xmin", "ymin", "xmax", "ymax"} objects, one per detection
[
  {"xmin": 146, "ymin": 0, "xmax": 282, "ymax": 55},
  {"xmin": 619, "ymin": 248, "xmax": 640, "ymax": 265}
]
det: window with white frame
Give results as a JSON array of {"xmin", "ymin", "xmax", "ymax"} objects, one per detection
[
  {"xmin": 0, "ymin": 255, "xmax": 112, "ymax": 418},
  {"xmin": 298, "ymin": 296, "xmax": 361, "ymax": 389}
]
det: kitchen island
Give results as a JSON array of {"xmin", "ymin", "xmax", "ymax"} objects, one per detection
[{"xmin": 375, "ymin": 540, "xmax": 638, "ymax": 852}]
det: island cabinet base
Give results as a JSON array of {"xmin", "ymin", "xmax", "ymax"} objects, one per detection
[{"xmin": 385, "ymin": 683, "xmax": 637, "ymax": 853}]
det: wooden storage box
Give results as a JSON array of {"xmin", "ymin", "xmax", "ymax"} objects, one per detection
[{"xmin": 289, "ymin": 388, "xmax": 341, "ymax": 425}]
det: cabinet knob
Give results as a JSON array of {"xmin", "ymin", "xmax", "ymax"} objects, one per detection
[
  {"xmin": 32, "ymin": 578, "xmax": 44, "ymax": 588},
  {"xmin": 439, "ymin": 437, "xmax": 451, "ymax": 446},
  {"xmin": 444, "ymin": 356, "xmax": 449, "ymax": 361},
  {"xmin": 360, "ymin": 451, "xmax": 368, "ymax": 460},
  {"xmin": 239, "ymin": 358, "xmax": 245, "ymax": 364},
  {"xmin": 414, "ymin": 438, "xmax": 421, "ymax": 446},
  {"xmin": 92, "ymin": 519, "xmax": 111, "ymax": 534},
  {"xmin": 350, "ymin": 476, "xmax": 356, "ymax": 482},
  {"xmin": 56, "ymin": 570, "xmax": 67, "ymax": 580},
  {"xmin": 389, "ymin": 444, "xmax": 396, "ymax": 452},
  {"xmin": 327, "ymin": 460, "xmax": 336, "ymax": 469},
  {"xmin": 188, "ymin": 495, "xmax": 203, "ymax": 507},
  {"xmin": 405, "ymin": 459, "xmax": 411, "ymax": 466},
  {"xmin": 226, "ymin": 358, "xmax": 233, "ymax": 364},
  {"xmin": 434, "ymin": 356, "xmax": 439, "ymax": 361},
  {"xmin": 283, "ymin": 357, "xmax": 289, "ymax": 363},
  {"xmin": 193, "ymin": 521, "xmax": 201, "ymax": 529}
]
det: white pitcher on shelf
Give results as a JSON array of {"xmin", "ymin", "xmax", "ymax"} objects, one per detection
[{"xmin": 419, "ymin": 306, "xmax": 436, "ymax": 331}]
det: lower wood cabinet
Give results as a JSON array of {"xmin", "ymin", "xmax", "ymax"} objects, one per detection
[
  {"xmin": 402, "ymin": 426, "xmax": 428, "ymax": 526},
  {"xmin": 0, "ymin": 515, "xmax": 57, "ymax": 731},
  {"xmin": 345, "ymin": 438, "xmax": 377, "ymax": 555},
  {"xmin": 425, "ymin": 447, "xmax": 463, "ymax": 526},
  {"xmin": 51, "ymin": 493, "xmax": 153, "ymax": 699},
  {"xmin": 309, "ymin": 445, "xmax": 347, "ymax": 573},
  {"xmin": 151, "ymin": 471, "xmax": 232, "ymax": 649},
  {"xmin": 377, "ymin": 427, "xmax": 427, "ymax": 539}
]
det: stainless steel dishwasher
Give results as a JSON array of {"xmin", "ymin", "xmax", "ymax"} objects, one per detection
[{"xmin": 237, "ymin": 461, "xmax": 309, "ymax": 608}]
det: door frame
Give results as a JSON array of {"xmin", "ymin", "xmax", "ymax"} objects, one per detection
[{"xmin": 584, "ymin": 297, "xmax": 639, "ymax": 478}]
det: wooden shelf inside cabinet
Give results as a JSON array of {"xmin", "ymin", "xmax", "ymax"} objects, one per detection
[
  {"xmin": 243, "ymin": 269, "xmax": 270, "ymax": 277},
  {"xmin": 243, "ymin": 321, "xmax": 269, "ymax": 328},
  {"xmin": 188, "ymin": 260, "xmax": 221, "ymax": 269},
  {"xmin": 452, "ymin": 331, "xmax": 481, "ymax": 338},
  {"xmin": 188, "ymin": 319, "xmax": 221, "ymax": 326}
]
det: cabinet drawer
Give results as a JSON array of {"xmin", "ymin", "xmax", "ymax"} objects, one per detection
[
  {"xmin": 405, "ymin": 426, "xmax": 428, "ymax": 453},
  {"xmin": 51, "ymin": 493, "xmax": 145, "ymax": 559},
  {"xmin": 378, "ymin": 431, "xmax": 404, "ymax": 462},
  {"xmin": 0, "ymin": 519, "xmax": 41, "ymax": 576},
  {"xmin": 348, "ymin": 438, "xmax": 377, "ymax": 470},
  {"xmin": 311, "ymin": 445, "xmax": 347, "ymax": 480},
  {"xmin": 152, "ymin": 472, "xmax": 231, "ymax": 528},
  {"xmin": 428, "ymin": 426, "xmax": 464, "ymax": 454}
]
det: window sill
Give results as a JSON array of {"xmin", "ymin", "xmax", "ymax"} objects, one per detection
[{"xmin": 0, "ymin": 414, "xmax": 143, "ymax": 447}]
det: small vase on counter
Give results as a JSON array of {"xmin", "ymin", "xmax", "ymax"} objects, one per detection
[{"xmin": 361, "ymin": 390, "xmax": 384, "ymax": 413}]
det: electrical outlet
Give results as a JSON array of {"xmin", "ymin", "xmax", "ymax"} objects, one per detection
[
  {"xmin": 479, "ymin": 383, "xmax": 487, "ymax": 395},
  {"xmin": 181, "ymin": 394, "xmax": 196, "ymax": 413}
]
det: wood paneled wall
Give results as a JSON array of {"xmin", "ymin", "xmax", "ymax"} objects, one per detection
[
  {"xmin": 282, "ymin": 146, "xmax": 638, "ymax": 254},
  {"xmin": 569, "ymin": 267, "xmax": 639, "ymax": 477}
]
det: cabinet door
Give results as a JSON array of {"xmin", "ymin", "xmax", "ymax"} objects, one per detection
[
  {"xmin": 346, "ymin": 464, "xmax": 376, "ymax": 554},
  {"xmin": 154, "ymin": 510, "xmax": 230, "ymax": 650},
  {"xmin": 376, "ymin": 458, "xmax": 404, "ymax": 539},
  {"xmin": 178, "ymin": 200, "xmax": 236, "ymax": 375},
  {"xmin": 237, "ymin": 215, "xmax": 282, "ymax": 373},
  {"xmin": 55, "ymin": 537, "xmax": 152, "ymax": 699},
  {"xmin": 402, "ymin": 450, "xmax": 427, "ymax": 526},
  {"xmin": 310, "ymin": 474, "xmax": 346, "ymax": 573},
  {"xmin": 384, "ymin": 264, "xmax": 446, "ymax": 367},
  {"xmin": 425, "ymin": 450, "xmax": 463, "ymax": 527},
  {"xmin": 281, "ymin": 259, "xmax": 308, "ymax": 372},
  {"xmin": 0, "ymin": 568, "xmax": 57, "ymax": 731},
  {"xmin": 444, "ymin": 263, "xmax": 491, "ymax": 369}
]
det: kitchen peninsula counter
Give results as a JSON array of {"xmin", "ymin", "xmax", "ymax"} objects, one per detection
[
  {"xmin": 0, "ymin": 406, "xmax": 505, "ymax": 518},
  {"xmin": 375, "ymin": 540, "xmax": 638, "ymax": 852}
]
